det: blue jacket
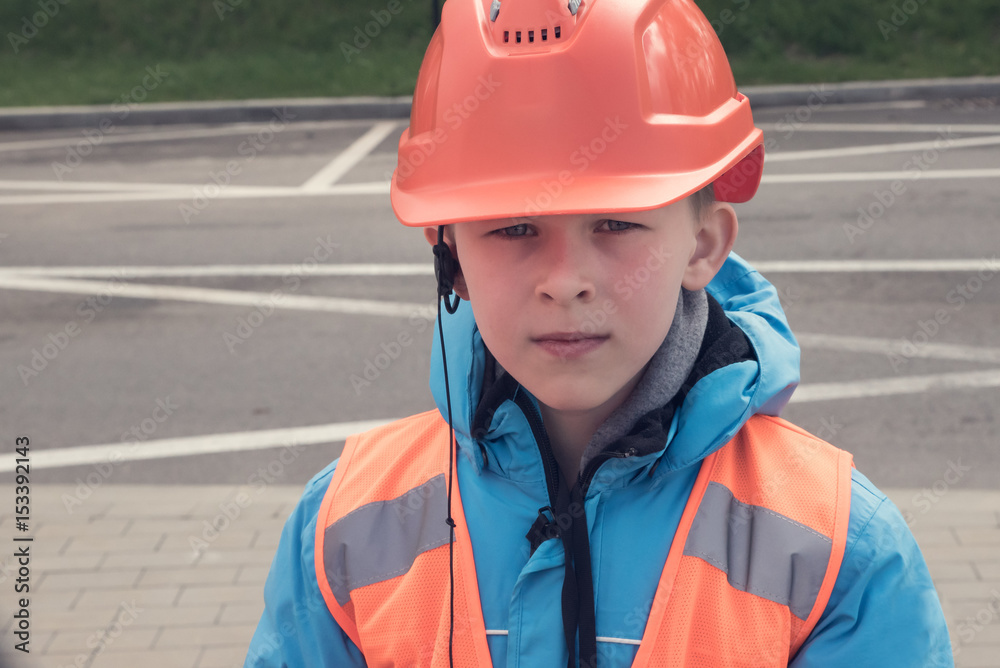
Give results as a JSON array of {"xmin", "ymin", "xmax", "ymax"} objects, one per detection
[{"xmin": 246, "ymin": 253, "xmax": 953, "ymax": 667}]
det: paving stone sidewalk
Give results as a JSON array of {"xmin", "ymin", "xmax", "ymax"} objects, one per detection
[{"xmin": 1, "ymin": 484, "xmax": 998, "ymax": 668}]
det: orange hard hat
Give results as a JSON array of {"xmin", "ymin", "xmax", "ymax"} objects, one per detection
[{"xmin": 390, "ymin": 0, "xmax": 764, "ymax": 227}]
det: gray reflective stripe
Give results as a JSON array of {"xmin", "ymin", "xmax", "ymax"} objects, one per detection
[
  {"xmin": 323, "ymin": 474, "xmax": 450, "ymax": 605},
  {"xmin": 683, "ymin": 481, "xmax": 832, "ymax": 621}
]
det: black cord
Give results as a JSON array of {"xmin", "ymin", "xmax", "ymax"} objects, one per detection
[
  {"xmin": 434, "ymin": 226, "xmax": 462, "ymax": 315},
  {"xmin": 436, "ymin": 259, "xmax": 458, "ymax": 668}
]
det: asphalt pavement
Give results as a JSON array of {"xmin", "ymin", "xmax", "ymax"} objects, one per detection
[{"xmin": 0, "ymin": 82, "xmax": 998, "ymax": 666}]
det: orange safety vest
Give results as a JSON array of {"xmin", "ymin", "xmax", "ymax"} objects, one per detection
[{"xmin": 315, "ymin": 410, "xmax": 853, "ymax": 667}]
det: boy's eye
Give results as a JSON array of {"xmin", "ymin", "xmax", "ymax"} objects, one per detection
[
  {"xmin": 494, "ymin": 223, "xmax": 531, "ymax": 237},
  {"xmin": 602, "ymin": 219, "xmax": 636, "ymax": 233}
]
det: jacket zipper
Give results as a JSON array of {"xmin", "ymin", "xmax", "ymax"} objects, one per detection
[
  {"xmin": 512, "ymin": 386, "xmax": 640, "ymax": 504},
  {"xmin": 579, "ymin": 446, "xmax": 639, "ymax": 495},
  {"xmin": 512, "ymin": 390, "xmax": 561, "ymax": 508},
  {"xmin": 513, "ymin": 392, "xmax": 638, "ymax": 668}
]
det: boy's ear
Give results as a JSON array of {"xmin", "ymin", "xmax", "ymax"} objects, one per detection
[
  {"xmin": 682, "ymin": 202, "xmax": 738, "ymax": 291},
  {"xmin": 423, "ymin": 225, "xmax": 470, "ymax": 300}
]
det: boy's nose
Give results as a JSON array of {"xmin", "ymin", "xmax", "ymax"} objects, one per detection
[{"xmin": 534, "ymin": 236, "xmax": 597, "ymax": 306}]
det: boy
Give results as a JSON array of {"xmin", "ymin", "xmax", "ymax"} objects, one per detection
[{"xmin": 246, "ymin": 0, "xmax": 953, "ymax": 665}]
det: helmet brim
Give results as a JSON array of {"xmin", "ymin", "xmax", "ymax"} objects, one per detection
[{"xmin": 391, "ymin": 130, "xmax": 763, "ymax": 227}]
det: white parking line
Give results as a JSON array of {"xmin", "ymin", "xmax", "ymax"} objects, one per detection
[
  {"xmin": 0, "ymin": 187, "xmax": 301, "ymax": 205},
  {"xmin": 0, "ymin": 264, "xmax": 435, "ymax": 278},
  {"xmin": 797, "ymin": 333, "xmax": 1000, "ymax": 365},
  {"xmin": 790, "ymin": 369, "xmax": 1000, "ymax": 403},
  {"xmin": 0, "ymin": 179, "xmax": 194, "ymax": 192},
  {"xmin": 7, "ymin": 365, "xmax": 999, "ymax": 471},
  {"xmin": 0, "ymin": 259, "xmax": 995, "ymax": 280},
  {"xmin": 2, "ymin": 163, "xmax": 997, "ymax": 205},
  {"xmin": 0, "ymin": 119, "xmax": 372, "ymax": 153},
  {"xmin": 0, "ymin": 275, "xmax": 434, "ymax": 318},
  {"xmin": 0, "ymin": 181, "xmax": 389, "ymax": 205},
  {"xmin": 783, "ymin": 100, "xmax": 928, "ymax": 112},
  {"xmin": 4, "ymin": 135, "xmax": 995, "ymax": 194},
  {"xmin": 768, "ymin": 134, "xmax": 1000, "ymax": 162},
  {"xmin": 756, "ymin": 122, "xmax": 1000, "ymax": 134},
  {"xmin": 300, "ymin": 121, "xmax": 398, "ymax": 191},
  {"xmin": 751, "ymin": 259, "xmax": 999, "ymax": 273},
  {"xmin": 0, "ymin": 419, "xmax": 398, "ymax": 472},
  {"xmin": 762, "ymin": 168, "xmax": 1000, "ymax": 184}
]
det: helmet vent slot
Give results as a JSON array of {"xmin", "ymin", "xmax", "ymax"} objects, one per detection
[{"xmin": 503, "ymin": 26, "xmax": 560, "ymax": 45}]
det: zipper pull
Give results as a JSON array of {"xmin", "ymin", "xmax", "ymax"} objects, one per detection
[{"xmin": 525, "ymin": 506, "xmax": 560, "ymax": 557}]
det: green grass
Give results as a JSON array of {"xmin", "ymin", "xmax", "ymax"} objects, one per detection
[
  {"xmin": 0, "ymin": 48, "xmax": 429, "ymax": 107},
  {"xmin": 730, "ymin": 42, "xmax": 1000, "ymax": 86},
  {"xmin": 0, "ymin": 0, "xmax": 434, "ymax": 106},
  {"xmin": 0, "ymin": 0, "xmax": 997, "ymax": 107}
]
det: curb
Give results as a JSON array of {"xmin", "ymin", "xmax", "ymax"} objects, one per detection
[
  {"xmin": 1, "ymin": 76, "xmax": 998, "ymax": 131},
  {"xmin": 0, "ymin": 96, "xmax": 413, "ymax": 132}
]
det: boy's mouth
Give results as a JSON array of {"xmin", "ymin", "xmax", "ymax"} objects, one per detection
[{"xmin": 532, "ymin": 332, "xmax": 609, "ymax": 359}]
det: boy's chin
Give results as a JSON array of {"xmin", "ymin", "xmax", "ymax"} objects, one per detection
[{"xmin": 534, "ymin": 387, "xmax": 625, "ymax": 416}]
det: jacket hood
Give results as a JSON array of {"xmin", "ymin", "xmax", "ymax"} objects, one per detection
[{"xmin": 429, "ymin": 252, "xmax": 800, "ymax": 480}]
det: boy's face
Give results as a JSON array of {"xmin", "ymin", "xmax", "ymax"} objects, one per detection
[{"xmin": 433, "ymin": 198, "xmax": 735, "ymax": 419}]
